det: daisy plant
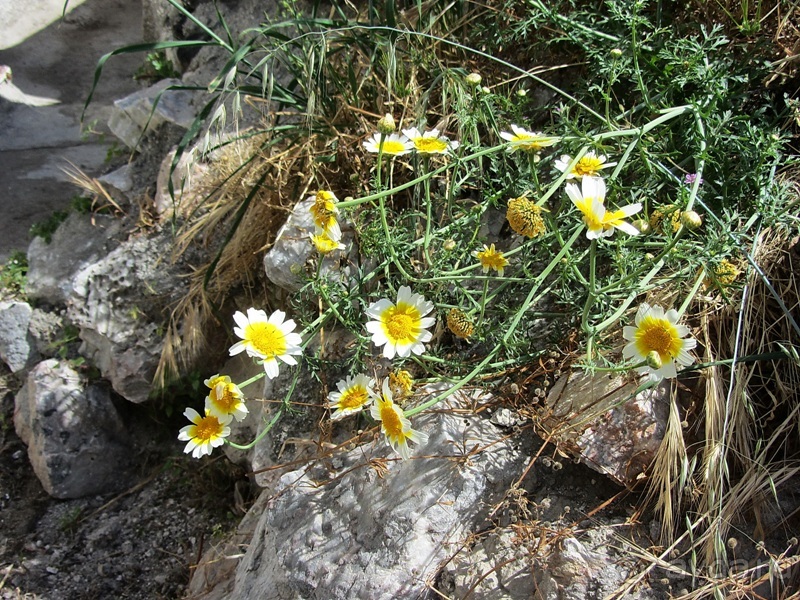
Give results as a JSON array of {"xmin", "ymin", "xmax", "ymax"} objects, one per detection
[
  {"xmin": 229, "ymin": 308, "xmax": 303, "ymax": 379},
  {"xmin": 566, "ymin": 176, "xmax": 641, "ymax": 239},
  {"xmin": 328, "ymin": 374, "xmax": 376, "ymax": 421},
  {"xmin": 622, "ymin": 303, "xmax": 697, "ymax": 381},
  {"xmin": 204, "ymin": 374, "xmax": 248, "ymax": 422},
  {"xmin": 309, "ymin": 190, "xmax": 341, "ymax": 241},
  {"xmin": 500, "ymin": 125, "xmax": 558, "ymax": 154},
  {"xmin": 178, "ymin": 408, "xmax": 232, "ymax": 459},
  {"xmin": 401, "ymin": 127, "xmax": 459, "ymax": 155},
  {"xmin": 370, "ymin": 379, "xmax": 429, "ymax": 460},
  {"xmin": 555, "ymin": 151, "xmax": 616, "ymax": 179},
  {"xmin": 365, "ymin": 286, "xmax": 436, "ymax": 360}
]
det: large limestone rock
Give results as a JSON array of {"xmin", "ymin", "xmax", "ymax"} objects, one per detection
[
  {"xmin": 540, "ymin": 370, "xmax": 669, "ymax": 485},
  {"xmin": 14, "ymin": 360, "xmax": 135, "ymax": 499},
  {"xmin": 108, "ymin": 78, "xmax": 197, "ymax": 149},
  {"xmin": 189, "ymin": 388, "xmax": 527, "ymax": 599},
  {"xmin": 67, "ymin": 228, "xmax": 183, "ymax": 403},
  {"xmin": 0, "ymin": 301, "xmax": 39, "ymax": 372},
  {"xmin": 26, "ymin": 212, "xmax": 124, "ymax": 304}
]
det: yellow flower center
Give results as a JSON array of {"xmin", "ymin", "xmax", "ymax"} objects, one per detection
[
  {"xmin": 381, "ymin": 139, "xmax": 408, "ymax": 155},
  {"xmin": 213, "ymin": 385, "xmax": 238, "ymax": 412},
  {"xmin": 194, "ymin": 415, "xmax": 224, "ymax": 442},
  {"xmin": 574, "ymin": 156, "xmax": 603, "ymax": 177},
  {"xmin": 477, "ymin": 246, "xmax": 508, "ymax": 272},
  {"xmin": 507, "ymin": 197, "xmax": 546, "ymax": 238},
  {"xmin": 636, "ymin": 316, "xmax": 681, "ymax": 360},
  {"xmin": 575, "ymin": 197, "xmax": 604, "ymax": 230},
  {"xmin": 380, "ymin": 402, "xmax": 405, "ymax": 440},
  {"xmin": 246, "ymin": 322, "xmax": 287, "ymax": 358},
  {"xmin": 338, "ymin": 386, "xmax": 369, "ymax": 410},
  {"xmin": 603, "ymin": 208, "xmax": 628, "ymax": 229},
  {"xmin": 415, "ymin": 137, "xmax": 448, "ymax": 153},
  {"xmin": 382, "ymin": 302, "xmax": 421, "ymax": 344}
]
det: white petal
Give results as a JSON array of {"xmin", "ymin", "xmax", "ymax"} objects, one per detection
[
  {"xmin": 279, "ymin": 353, "xmax": 298, "ymax": 366},
  {"xmin": 247, "ymin": 307, "xmax": 268, "ymax": 323},
  {"xmin": 618, "ymin": 203, "xmax": 642, "ymax": 217},
  {"xmin": 233, "ymin": 311, "xmax": 249, "ymax": 330},
  {"xmin": 366, "ymin": 299, "xmax": 393, "ymax": 318},
  {"xmin": 229, "ymin": 341, "xmax": 247, "ymax": 356},
  {"xmin": 635, "ymin": 303, "xmax": 651, "ymax": 325},
  {"xmin": 268, "ymin": 310, "xmax": 286, "ymax": 325},
  {"xmin": 565, "ymin": 183, "xmax": 582, "ymax": 204},
  {"xmin": 382, "ymin": 343, "xmax": 397, "ymax": 359},
  {"xmin": 622, "ymin": 341, "xmax": 640, "ymax": 360},
  {"xmin": 614, "ymin": 222, "xmax": 640, "ymax": 236},
  {"xmin": 263, "ymin": 358, "xmax": 280, "ymax": 379},
  {"xmin": 183, "ymin": 407, "xmax": 202, "ymax": 423},
  {"xmin": 622, "ymin": 326, "xmax": 638, "ymax": 342}
]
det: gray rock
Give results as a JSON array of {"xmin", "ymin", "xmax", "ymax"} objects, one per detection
[
  {"xmin": 440, "ymin": 528, "xmax": 532, "ymax": 599},
  {"xmin": 542, "ymin": 371, "xmax": 669, "ymax": 485},
  {"xmin": 67, "ymin": 229, "xmax": 182, "ymax": 403},
  {"xmin": 263, "ymin": 198, "xmax": 353, "ymax": 292},
  {"xmin": 13, "ymin": 359, "xmax": 134, "ymax": 499},
  {"xmin": 26, "ymin": 212, "xmax": 124, "ymax": 304},
  {"xmin": 0, "ymin": 301, "xmax": 39, "ymax": 372},
  {"xmin": 201, "ymin": 386, "xmax": 526, "ymax": 600},
  {"xmin": 98, "ymin": 164, "xmax": 133, "ymax": 193},
  {"xmin": 27, "ymin": 308, "xmax": 65, "ymax": 357},
  {"xmin": 108, "ymin": 79, "xmax": 197, "ymax": 150}
]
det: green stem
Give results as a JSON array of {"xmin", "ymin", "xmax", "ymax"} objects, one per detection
[
  {"xmin": 581, "ymin": 239, "xmax": 598, "ymax": 359},
  {"xmin": 478, "ymin": 278, "xmax": 489, "ymax": 326},
  {"xmin": 225, "ymin": 407, "xmax": 283, "ymax": 451},
  {"xmin": 406, "ymin": 227, "xmax": 582, "ymax": 417}
]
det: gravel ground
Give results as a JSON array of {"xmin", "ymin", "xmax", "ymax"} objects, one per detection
[{"xmin": 0, "ymin": 373, "xmax": 251, "ymax": 600}]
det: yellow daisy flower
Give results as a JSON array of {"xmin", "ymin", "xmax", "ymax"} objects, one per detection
[
  {"xmin": 328, "ymin": 374, "xmax": 375, "ymax": 421},
  {"xmin": 622, "ymin": 303, "xmax": 697, "ymax": 381},
  {"xmin": 178, "ymin": 408, "xmax": 232, "ymax": 459},
  {"xmin": 204, "ymin": 374, "xmax": 248, "ymax": 422},
  {"xmin": 500, "ymin": 125, "xmax": 558, "ymax": 153},
  {"xmin": 401, "ymin": 127, "xmax": 459, "ymax": 155},
  {"xmin": 565, "ymin": 176, "xmax": 641, "ymax": 239},
  {"xmin": 365, "ymin": 286, "xmax": 435, "ymax": 359},
  {"xmin": 308, "ymin": 190, "xmax": 341, "ymax": 241},
  {"xmin": 554, "ymin": 151, "xmax": 615, "ymax": 179},
  {"xmin": 362, "ymin": 132, "xmax": 414, "ymax": 156},
  {"xmin": 506, "ymin": 196, "xmax": 546, "ymax": 239},
  {"xmin": 310, "ymin": 231, "xmax": 345, "ymax": 254},
  {"xmin": 473, "ymin": 243, "xmax": 509, "ymax": 275},
  {"xmin": 370, "ymin": 379, "xmax": 428, "ymax": 460},
  {"xmin": 229, "ymin": 308, "xmax": 303, "ymax": 379}
]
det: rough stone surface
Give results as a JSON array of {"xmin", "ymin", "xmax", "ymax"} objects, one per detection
[
  {"xmin": 13, "ymin": 359, "xmax": 135, "ymax": 499},
  {"xmin": 67, "ymin": 228, "xmax": 183, "ymax": 403},
  {"xmin": 108, "ymin": 78, "xmax": 197, "ymax": 150},
  {"xmin": 189, "ymin": 387, "xmax": 527, "ymax": 599},
  {"xmin": 26, "ymin": 212, "xmax": 125, "ymax": 304},
  {"xmin": 0, "ymin": 301, "xmax": 39, "ymax": 372},
  {"xmin": 541, "ymin": 371, "xmax": 669, "ymax": 485},
  {"xmin": 263, "ymin": 198, "xmax": 353, "ymax": 292}
]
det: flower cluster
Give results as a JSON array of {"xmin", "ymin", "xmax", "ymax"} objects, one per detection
[
  {"xmin": 327, "ymin": 373, "xmax": 428, "ymax": 460},
  {"xmin": 363, "ymin": 121, "xmax": 459, "ymax": 157},
  {"xmin": 309, "ymin": 190, "xmax": 345, "ymax": 254}
]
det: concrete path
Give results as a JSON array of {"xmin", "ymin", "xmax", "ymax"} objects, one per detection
[{"xmin": 0, "ymin": 0, "xmax": 143, "ymax": 262}]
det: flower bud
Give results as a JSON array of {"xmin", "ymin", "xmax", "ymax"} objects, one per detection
[
  {"xmin": 610, "ymin": 48, "xmax": 623, "ymax": 58},
  {"xmin": 631, "ymin": 219, "xmax": 651, "ymax": 235},
  {"xmin": 377, "ymin": 113, "xmax": 396, "ymax": 134},
  {"xmin": 480, "ymin": 86, "xmax": 491, "ymax": 95},
  {"xmin": 645, "ymin": 351, "xmax": 663, "ymax": 370},
  {"xmin": 681, "ymin": 210, "xmax": 702, "ymax": 231},
  {"xmin": 443, "ymin": 239, "xmax": 456, "ymax": 251},
  {"xmin": 516, "ymin": 88, "xmax": 528, "ymax": 98},
  {"xmin": 465, "ymin": 72, "xmax": 482, "ymax": 87}
]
